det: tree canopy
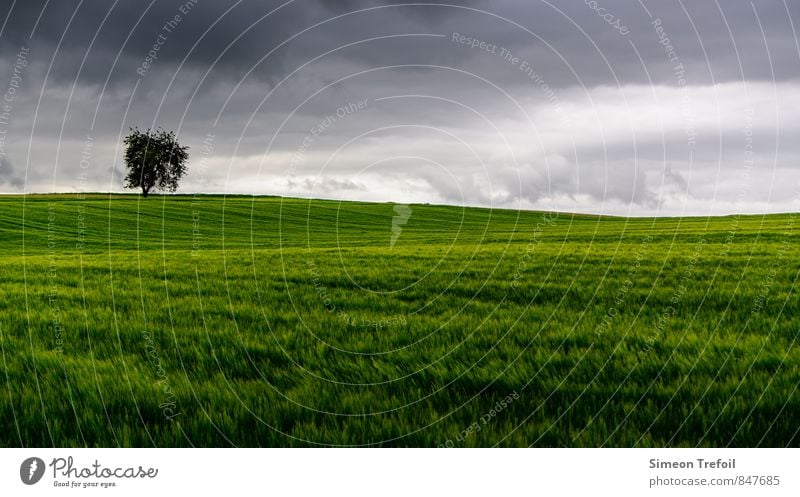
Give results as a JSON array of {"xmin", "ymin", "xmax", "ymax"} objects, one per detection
[{"xmin": 123, "ymin": 128, "xmax": 189, "ymax": 197}]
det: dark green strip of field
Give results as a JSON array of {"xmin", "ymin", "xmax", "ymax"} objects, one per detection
[{"xmin": 0, "ymin": 194, "xmax": 798, "ymax": 447}]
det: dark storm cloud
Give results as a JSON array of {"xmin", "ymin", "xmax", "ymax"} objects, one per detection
[
  {"xmin": 2, "ymin": 0, "xmax": 792, "ymax": 91},
  {"xmin": 0, "ymin": 0, "xmax": 484, "ymax": 89},
  {"xmin": 0, "ymin": 0, "xmax": 323, "ymax": 87},
  {"xmin": 0, "ymin": 0, "xmax": 798, "ymax": 215}
]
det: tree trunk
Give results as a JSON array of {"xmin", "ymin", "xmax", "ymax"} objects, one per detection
[{"xmin": 142, "ymin": 186, "xmax": 149, "ymax": 198}]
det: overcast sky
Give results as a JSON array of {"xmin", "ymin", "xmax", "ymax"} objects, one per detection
[{"xmin": 0, "ymin": 0, "xmax": 798, "ymax": 215}]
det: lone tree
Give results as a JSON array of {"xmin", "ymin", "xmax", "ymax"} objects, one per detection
[{"xmin": 123, "ymin": 128, "xmax": 189, "ymax": 197}]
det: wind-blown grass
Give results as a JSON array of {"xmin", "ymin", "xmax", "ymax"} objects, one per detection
[{"xmin": 0, "ymin": 194, "xmax": 798, "ymax": 447}]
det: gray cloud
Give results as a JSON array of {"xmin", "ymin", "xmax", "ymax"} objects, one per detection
[
  {"xmin": 0, "ymin": 156, "xmax": 25, "ymax": 188},
  {"xmin": 0, "ymin": 0, "xmax": 798, "ymax": 215}
]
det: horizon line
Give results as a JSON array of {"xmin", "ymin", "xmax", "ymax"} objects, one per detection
[{"xmin": 0, "ymin": 191, "xmax": 796, "ymax": 220}]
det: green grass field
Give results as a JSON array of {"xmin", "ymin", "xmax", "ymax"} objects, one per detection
[{"xmin": 1, "ymin": 193, "xmax": 798, "ymax": 447}]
